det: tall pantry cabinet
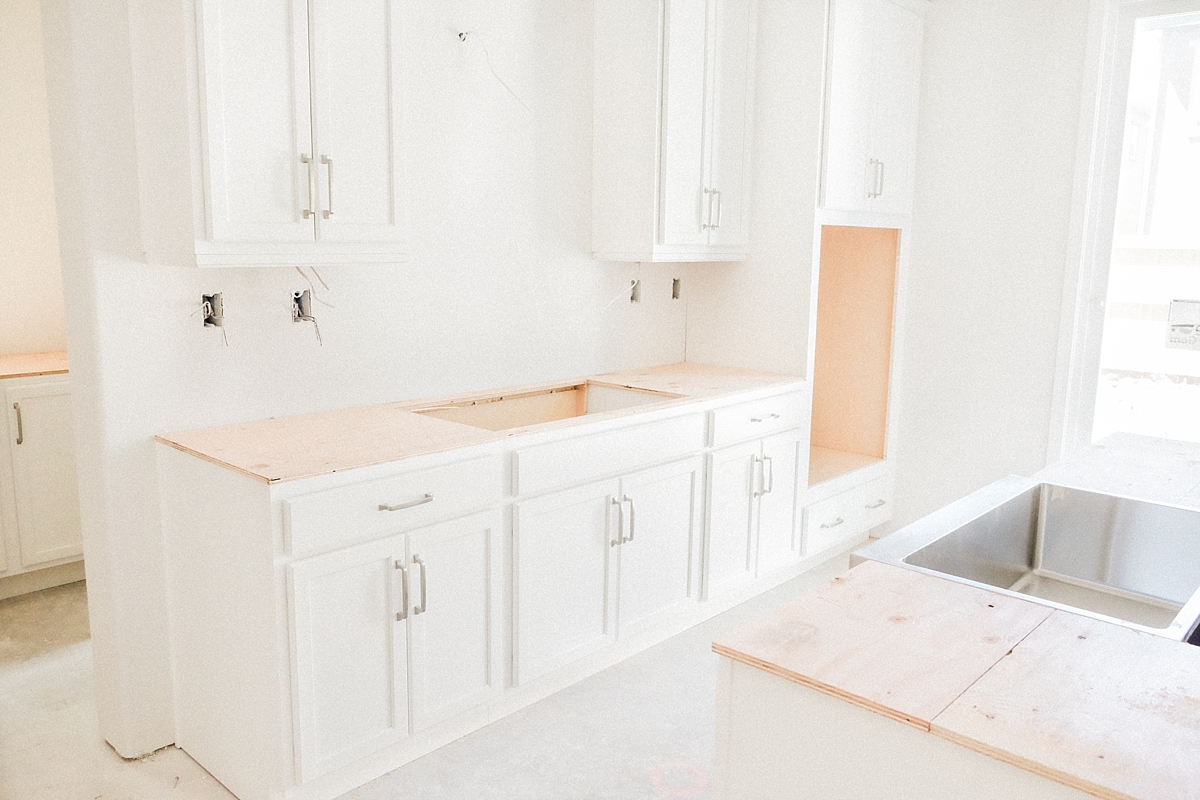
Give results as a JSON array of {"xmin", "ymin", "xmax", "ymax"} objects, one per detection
[
  {"xmin": 802, "ymin": 0, "xmax": 927, "ymax": 553},
  {"xmin": 131, "ymin": 0, "xmax": 407, "ymax": 267}
]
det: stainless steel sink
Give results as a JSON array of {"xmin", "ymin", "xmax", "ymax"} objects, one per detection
[{"xmin": 853, "ymin": 475, "xmax": 1200, "ymax": 641}]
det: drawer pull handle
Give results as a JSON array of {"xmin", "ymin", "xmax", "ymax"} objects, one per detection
[
  {"xmin": 13, "ymin": 403, "xmax": 22, "ymax": 445},
  {"xmin": 394, "ymin": 559, "xmax": 409, "ymax": 621},
  {"xmin": 413, "ymin": 555, "xmax": 428, "ymax": 615},
  {"xmin": 750, "ymin": 413, "xmax": 780, "ymax": 423},
  {"xmin": 379, "ymin": 493, "xmax": 434, "ymax": 512},
  {"xmin": 820, "ymin": 517, "xmax": 844, "ymax": 529},
  {"xmin": 865, "ymin": 499, "xmax": 887, "ymax": 510},
  {"xmin": 623, "ymin": 495, "xmax": 636, "ymax": 543}
]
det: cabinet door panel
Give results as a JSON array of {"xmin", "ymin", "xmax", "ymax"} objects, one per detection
[
  {"xmin": 658, "ymin": 0, "xmax": 711, "ymax": 247},
  {"xmin": 821, "ymin": 0, "xmax": 873, "ymax": 212},
  {"xmin": 869, "ymin": 0, "xmax": 923, "ymax": 215},
  {"xmin": 617, "ymin": 458, "xmax": 700, "ymax": 636},
  {"xmin": 197, "ymin": 0, "xmax": 314, "ymax": 242},
  {"xmin": 5, "ymin": 382, "xmax": 82, "ymax": 567},
  {"xmin": 288, "ymin": 535, "xmax": 408, "ymax": 781},
  {"xmin": 406, "ymin": 510, "xmax": 503, "ymax": 733},
  {"xmin": 705, "ymin": 441, "xmax": 759, "ymax": 596},
  {"xmin": 756, "ymin": 432, "xmax": 804, "ymax": 576},
  {"xmin": 706, "ymin": 0, "xmax": 754, "ymax": 248},
  {"xmin": 515, "ymin": 481, "xmax": 618, "ymax": 684},
  {"xmin": 310, "ymin": 0, "xmax": 406, "ymax": 243}
]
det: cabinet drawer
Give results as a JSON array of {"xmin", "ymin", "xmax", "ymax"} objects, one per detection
[
  {"xmin": 285, "ymin": 455, "xmax": 503, "ymax": 555},
  {"xmin": 515, "ymin": 413, "xmax": 705, "ymax": 496},
  {"xmin": 803, "ymin": 476, "xmax": 893, "ymax": 555},
  {"xmin": 711, "ymin": 391, "xmax": 807, "ymax": 448}
]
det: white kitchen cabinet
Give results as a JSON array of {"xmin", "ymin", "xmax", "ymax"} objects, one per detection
[
  {"xmin": 133, "ymin": 0, "xmax": 406, "ymax": 267},
  {"xmin": 821, "ymin": 0, "xmax": 926, "ymax": 216},
  {"xmin": 288, "ymin": 509, "xmax": 503, "ymax": 781},
  {"xmin": 706, "ymin": 430, "xmax": 806, "ymax": 596},
  {"xmin": 1, "ymin": 376, "xmax": 82, "ymax": 571},
  {"xmin": 592, "ymin": 0, "xmax": 757, "ymax": 261},
  {"xmin": 515, "ymin": 457, "xmax": 701, "ymax": 684}
]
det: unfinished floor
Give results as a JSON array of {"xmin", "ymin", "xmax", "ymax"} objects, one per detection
[{"xmin": 0, "ymin": 552, "xmax": 850, "ymax": 800}]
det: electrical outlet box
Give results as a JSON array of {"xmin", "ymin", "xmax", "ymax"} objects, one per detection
[
  {"xmin": 202, "ymin": 293, "xmax": 223, "ymax": 327},
  {"xmin": 1167, "ymin": 299, "xmax": 1200, "ymax": 350},
  {"xmin": 292, "ymin": 290, "xmax": 312, "ymax": 322}
]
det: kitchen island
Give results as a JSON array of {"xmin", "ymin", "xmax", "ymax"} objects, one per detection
[{"xmin": 712, "ymin": 433, "xmax": 1200, "ymax": 800}]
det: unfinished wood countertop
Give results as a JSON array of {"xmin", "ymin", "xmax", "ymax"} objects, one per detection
[
  {"xmin": 156, "ymin": 362, "xmax": 802, "ymax": 484},
  {"xmin": 715, "ymin": 435, "xmax": 1200, "ymax": 800},
  {"xmin": 0, "ymin": 351, "xmax": 68, "ymax": 379}
]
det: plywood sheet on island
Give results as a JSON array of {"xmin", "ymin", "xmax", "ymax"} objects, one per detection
[
  {"xmin": 0, "ymin": 351, "xmax": 68, "ymax": 379},
  {"xmin": 712, "ymin": 560, "xmax": 1053, "ymax": 729},
  {"xmin": 933, "ymin": 610, "xmax": 1200, "ymax": 800}
]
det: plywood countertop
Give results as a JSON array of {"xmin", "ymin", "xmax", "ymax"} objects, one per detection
[
  {"xmin": 715, "ymin": 434, "xmax": 1200, "ymax": 800},
  {"xmin": 0, "ymin": 351, "xmax": 68, "ymax": 379},
  {"xmin": 156, "ymin": 362, "xmax": 802, "ymax": 484}
]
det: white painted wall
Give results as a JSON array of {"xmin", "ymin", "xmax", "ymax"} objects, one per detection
[
  {"xmin": 685, "ymin": 0, "xmax": 825, "ymax": 377},
  {"xmin": 885, "ymin": 0, "xmax": 1095, "ymax": 531},
  {"xmin": 0, "ymin": 0, "xmax": 67, "ymax": 357},
  {"xmin": 40, "ymin": 0, "xmax": 687, "ymax": 756}
]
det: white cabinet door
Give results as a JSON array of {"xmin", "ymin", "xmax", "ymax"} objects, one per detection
[
  {"xmin": 196, "ymin": 0, "xmax": 314, "ymax": 243},
  {"xmin": 706, "ymin": 441, "xmax": 759, "ymax": 595},
  {"xmin": 405, "ymin": 510, "xmax": 503, "ymax": 733},
  {"xmin": 868, "ymin": 0, "xmax": 924, "ymax": 216},
  {"xmin": 755, "ymin": 432, "xmax": 805, "ymax": 577},
  {"xmin": 822, "ymin": 0, "xmax": 924, "ymax": 215},
  {"xmin": 658, "ymin": 0, "xmax": 711, "ymax": 248},
  {"xmin": 615, "ymin": 458, "xmax": 701, "ymax": 636},
  {"xmin": 309, "ymin": 0, "xmax": 406, "ymax": 245},
  {"xmin": 288, "ymin": 533, "xmax": 409, "ymax": 782},
  {"xmin": 705, "ymin": 0, "xmax": 755, "ymax": 250},
  {"xmin": 514, "ymin": 480, "xmax": 619, "ymax": 685},
  {"xmin": 5, "ymin": 381, "xmax": 82, "ymax": 567}
]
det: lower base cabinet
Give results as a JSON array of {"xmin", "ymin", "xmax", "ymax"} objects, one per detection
[
  {"xmin": 288, "ymin": 509, "xmax": 504, "ymax": 782},
  {"xmin": 515, "ymin": 457, "xmax": 702, "ymax": 685},
  {"xmin": 706, "ymin": 430, "xmax": 806, "ymax": 596}
]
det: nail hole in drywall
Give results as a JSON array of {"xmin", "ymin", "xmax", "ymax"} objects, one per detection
[
  {"xmin": 630, "ymin": 279, "xmax": 641, "ymax": 303},
  {"xmin": 672, "ymin": 278, "xmax": 681, "ymax": 300}
]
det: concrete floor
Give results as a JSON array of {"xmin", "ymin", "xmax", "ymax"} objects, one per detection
[{"xmin": 0, "ymin": 553, "xmax": 851, "ymax": 800}]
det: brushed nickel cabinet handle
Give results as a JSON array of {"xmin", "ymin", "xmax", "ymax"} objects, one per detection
[
  {"xmin": 412, "ymin": 555, "xmax": 428, "ymax": 615},
  {"xmin": 300, "ymin": 154, "xmax": 316, "ymax": 219},
  {"xmin": 611, "ymin": 496, "xmax": 624, "ymax": 547},
  {"xmin": 393, "ymin": 559, "xmax": 409, "ymax": 621},
  {"xmin": 762, "ymin": 455, "xmax": 774, "ymax": 495},
  {"xmin": 320, "ymin": 155, "xmax": 334, "ymax": 218},
  {"xmin": 378, "ymin": 493, "xmax": 434, "ymax": 512},
  {"xmin": 622, "ymin": 495, "xmax": 635, "ymax": 543},
  {"xmin": 13, "ymin": 403, "xmax": 22, "ymax": 445},
  {"xmin": 865, "ymin": 499, "xmax": 887, "ymax": 509},
  {"xmin": 820, "ymin": 517, "xmax": 844, "ymax": 529},
  {"xmin": 750, "ymin": 413, "xmax": 780, "ymax": 423}
]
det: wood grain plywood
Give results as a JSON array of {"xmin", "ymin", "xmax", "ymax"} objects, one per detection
[
  {"xmin": 933, "ymin": 610, "xmax": 1200, "ymax": 800},
  {"xmin": 156, "ymin": 404, "xmax": 501, "ymax": 483},
  {"xmin": 712, "ymin": 561, "xmax": 1053, "ymax": 729},
  {"xmin": 0, "ymin": 351, "xmax": 68, "ymax": 379},
  {"xmin": 593, "ymin": 361, "xmax": 800, "ymax": 398},
  {"xmin": 811, "ymin": 226, "xmax": 897, "ymax": 458}
]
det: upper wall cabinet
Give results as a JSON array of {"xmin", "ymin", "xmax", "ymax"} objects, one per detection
[
  {"xmin": 593, "ymin": 0, "xmax": 758, "ymax": 262},
  {"xmin": 133, "ymin": 0, "xmax": 407, "ymax": 267},
  {"xmin": 821, "ymin": 0, "xmax": 926, "ymax": 217}
]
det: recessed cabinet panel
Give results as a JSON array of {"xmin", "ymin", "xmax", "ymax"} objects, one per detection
[
  {"xmin": 755, "ymin": 432, "xmax": 804, "ymax": 576},
  {"xmin": 310, "ymin": 0, "xmax": 406, "ymax": 244},
  {"xmin": 198, "ymin": 0, "xmax": 314, "ymax": 243},
  {"xmin": 706, "ymin": 441, "xmax": 759, "ymax": 594},
  {"xmin": 5, "ymin": 382, "xmax": 82, "ymax": 567},
  {"xmin": 616, "ymin": 459, "xmax": 700, "ymax": 635},
  {"xmin": 868, "ymin": 0, "xmax": 923, "ymax": 216},
  {"xmin": 706, "ymin": 0, "xmax": 754, "ymax": 249},
  {"xmin": 514, "ymin": 482, "xmax": 618, "ymax": 684},
  {"xmin": 406, "ymin": 511, "xmax": 503, "ymax": 732},
  {"xmin": 288, "ymin": 535, "xmax": 408, "ymax": 782},
  {"xmin": 659, "ymin": 0, "xmax": 711, "ymax": 247}
]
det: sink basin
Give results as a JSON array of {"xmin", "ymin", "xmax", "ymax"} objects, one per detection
[
  {"xmin": 853, "ymin": 475, "xmax": 1200, "ymax": 641},
  {"xmin": 412, "ymin": 381, "xmax": 682, "ymax": 431}
]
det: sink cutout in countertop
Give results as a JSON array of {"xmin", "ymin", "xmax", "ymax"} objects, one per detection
[{"xmin": 412, "ymin": 381, "xmax": 682, "ymax": 431}]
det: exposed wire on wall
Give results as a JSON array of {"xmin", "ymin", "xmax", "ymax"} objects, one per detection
[
  {"xmin": 602, "ymin": 263, "xmax": 643, "ymax": 311},
  {"xmin": 191, "ymin": 295, "xmax": 230, "ymax": 346},
  {"xmin": 295, "ymin": 266, "xmax": 335, "ymax": 309},
  {"xmin": 457, "ymin": 30, "xmax": 532, "ymax": 112}
]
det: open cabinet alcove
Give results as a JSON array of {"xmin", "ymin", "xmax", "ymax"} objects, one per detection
[{"xmin": 809, "ymin": 225, "xmax": 898, "ymax": 487}]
